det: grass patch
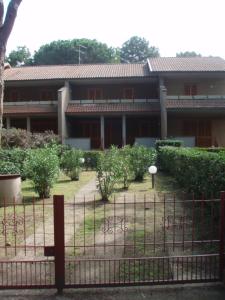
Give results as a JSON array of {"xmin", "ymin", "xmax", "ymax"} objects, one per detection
[
  {"xmin": 0, "ymin": 171, "xmax": 96, "ymax": 257},
  {"xmin": 22, "ymin": 171, "xmax": 95, "ymax": 201}
]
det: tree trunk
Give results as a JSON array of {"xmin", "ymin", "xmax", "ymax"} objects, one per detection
[
  {"xmin": 0, "ymin": 47, "xmax": 5, "ymax": 146},
  {"xmin": 0, "ymin": 0, "xmax": 23, "ymax": 147}
]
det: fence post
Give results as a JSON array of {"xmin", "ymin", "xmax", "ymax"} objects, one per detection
[
  {"xmin": 53, "ymin": 195, "xmax": 65, "ymax": 293},
  {"xmin": 220, "ymin": 191, "xmax": 225, "ymax": 281}
]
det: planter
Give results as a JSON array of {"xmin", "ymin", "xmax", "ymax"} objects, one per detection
[{"xmin": 0, "ymin": 174, "xmax": 22, "ymax": 206}]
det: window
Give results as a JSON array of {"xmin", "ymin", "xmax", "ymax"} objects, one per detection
[
  {"xmin": 88, "ymin": 88, "xmax": 103, "ymax": 100},
  {"xmin": 9, "ymin": 90, "xmax": 21, "ymax": 101},
  {"xmin": 123, "ymin": 88, "xmax": 134, "ymax": 99},
  {"xmin": 184, "ymin": 84, "xmax": 197, "ymax": 96},
  {"xmin": 40, "ymin": 90, "xmax": 55, "ymax": 101}
]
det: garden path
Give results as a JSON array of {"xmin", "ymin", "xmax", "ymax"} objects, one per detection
[{"xmin": 13, "ymin": 177, "xmax": 98, "ymax": 259}]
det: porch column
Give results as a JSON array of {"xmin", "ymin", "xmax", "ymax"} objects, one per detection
[
  {"xmin": 159, "ymin": 78, "xmax": 167, "ymax": 139},
  {"xmin": 58, "ymin": 81, "xmax": 70, "ymax": 144},
  {"xmin": 100, "ymin": 115, "xmax": 105, "ymax": 150},
  {"xmin": 27, "ymin": 117, "xmax": 31, "ymax": 132},
  {"xmin": 6, "ymin": 117, "xmax": 10, "ymax": 129},
  {"xmin": 122, "ymin": 115, "xmax": 126, "ymax": 146}
]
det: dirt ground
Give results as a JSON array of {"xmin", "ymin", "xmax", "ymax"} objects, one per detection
[{"xmin": 0, "ymin": 283, "xmax": 224, "ymax": 300}]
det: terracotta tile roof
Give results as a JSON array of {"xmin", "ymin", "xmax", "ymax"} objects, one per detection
[
  {"xmin": 166, "ymin": 99, "xmax": 225, "ymax": 109},
  {"xmin": 4, "ymin": 63, "xmax": 149, "ymax": 81},
  {"xmin": 4, "ymin": 104, "xmax": 58, "ymax": 115},
  {"xmin": 148, "ymin": 57, "xmax": 225, "ymax": 72},
  {"xmin": 66, "ymin": 103, "xmax": 160, "ymax": 114}
]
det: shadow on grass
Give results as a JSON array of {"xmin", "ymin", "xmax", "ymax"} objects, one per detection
[
  {"xmin": 21, "ymin": 197, "xmax": 39, "ymax": 206},
  {"xmin": 56, "ymin": 179, "xmax": 72, "ymax": 184}
]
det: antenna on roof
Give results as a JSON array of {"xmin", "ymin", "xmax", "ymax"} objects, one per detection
[{"xmin": 76, "ymin": 45, "xmax": 87, "ymax": 64}]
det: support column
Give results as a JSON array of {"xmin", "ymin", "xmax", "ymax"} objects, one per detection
[
  {"xmin": 159, "ymin": 78, "xmax": 167, "ymax": 139},
  {"xmin": 6, "ymin": 117, "xmax": 10, "ymax": 129},
  {"xmin": 27, "ymin": 117, "xmax": 31, "ymax": 132},
  {"xmin": 58, "ymin": 81, "xmax": 70, "ymax": 144},
  {"xmin": 100, "ymin": 115, "xmax": 105, "ymax": 150},
  {"xmin": 122, "ymin": 115, "xmax": 126, "ymax": 146}
]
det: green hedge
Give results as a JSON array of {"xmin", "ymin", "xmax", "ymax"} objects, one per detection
[
  {"xmin": 155, "ymin": 139, "xmax": 183, "ymax": 150},
  {"xmin": 159, "ymin": 146, "xmax": 225, "ymax": 196},
  {"xmin": 0, "ymin": 148, "xmax": 28, "ymax": 178},
  {"xmin": 196, "ymin": 147, "xmax": 225, "ymax": 153}
]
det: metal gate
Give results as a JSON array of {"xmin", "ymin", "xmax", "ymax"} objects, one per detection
[
  {"xmin": 0, "ymin": 197, "xmax": 55, "ymax": 289},
  {"xmin": 0, "ymin": 192, "xmax": 224, "ymax": 291}
]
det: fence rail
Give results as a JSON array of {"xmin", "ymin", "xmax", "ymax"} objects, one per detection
[{"xmin": 0, "ymin": 192, "xmax": 224, "ymax": 291}]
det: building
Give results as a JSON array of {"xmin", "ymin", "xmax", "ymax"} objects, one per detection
[{"xmin": 3, "ymin": 57, "xmax": 225, "ymax": 149}]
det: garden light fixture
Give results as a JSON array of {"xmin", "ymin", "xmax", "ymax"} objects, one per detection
[{"xmin": 148, "ymin": 166, "xmax": 157, "ymax": 189}]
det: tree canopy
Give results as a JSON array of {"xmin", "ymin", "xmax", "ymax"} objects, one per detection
[
  {"xmin": 176, "ymin": 51, "xmax": 202, "ymax": 57},
  {"xmin": 33, "ymin": 39, "xmax": 116, "ymax": 65},
  {"xmin": 7, "ymin": 36, "xmax": 160, "ymax": 66},
  {"xmin": 120, "ymin": 36, "xmax": 159, "ymax": 63},
  {"xmin": 6, "ymin": 45, "xmax": 31, "ymax": 66}
]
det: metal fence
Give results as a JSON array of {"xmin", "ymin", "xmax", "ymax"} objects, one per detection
[{"xmin": 0, "ymin": 192, "xmax": 224, "ymax": 291}]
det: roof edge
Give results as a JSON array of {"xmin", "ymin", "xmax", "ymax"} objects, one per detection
[{"xmin": 147, "ymin": 59, "xmax": 153, "ymax": 72}]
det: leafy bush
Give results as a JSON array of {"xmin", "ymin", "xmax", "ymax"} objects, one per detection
[
  {"xmin": 2, "ymin": 128, "xmax": 32, "ymax": 148},
  {"xmin": 96, "ymin": 147, "xmax": 121, "ymax": 201},
  {"xmin": 155, "ymin": 139, "xmax": 183, "ymax": 150},
  {"xmin": 0, "ymin": 161, "xmax": 20, "ymax": 175},
  {"xmin": 24, "ymin": 148, "xmax": 59, "ymax": 198},
  {"xmin": 159, "ymin": 146, "xmax": 225, "ymax": 196},
  {"xmin": 117, "ymin": 146, "xmax": 133, "ymax": 189},
  {"xmin": 83, "ymin": 151, "xmax": 101, "ymax": 170},
  {"xmin": 129, "ymin": 145, "xmax": 157, "ymax": 181},
  {"xmin": 61, "ymin": 149, "xmax": 84, "ymax": 180},
  {"xmin": 31, "ymin": 131, "xmax": 60, "ymax": 148},
  {"xmin": 1, "ymin": 128, "xmax": 60, "ymax": 149}
]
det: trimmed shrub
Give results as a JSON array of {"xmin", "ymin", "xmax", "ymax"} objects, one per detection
[
  {"xmin": 155, "ymin": 139, "xmax": 183, "ymax": 150},
  {"xmin": 129, "ymin": 145, "xmax": 157, "ymax": 181},
  {"xmin": 83, "ymin": 151, "xmax": 101, "ymax": 170},
  {"xmin": 24, "ymin": 148, "xmax": 59, "ymax": 198},
  {"xmin": 196, "ymin": 147, "xmax": 225, "ymax": 153},
  {"xmin": 0, "ymin": 148, "xmax": 28, "ymax": 179},
  {"xmin": 61, "ymin": 149, "xmax": 84, "ymax": 180},
  {"xmin": 0, "ymin": 161, "xmax": 20, "ymax": 175},
  {"xmin": 159, "ymin": 146, "xmax": 225, "ymax": 196}
]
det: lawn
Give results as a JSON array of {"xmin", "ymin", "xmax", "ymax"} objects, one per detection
[
  {"xmin": 0, "ymin": 170, "xmax": 96, "ymax": 257},
  {"xmin": 22, "ymin": 170, "xmax": 95, "ymax": 201}
]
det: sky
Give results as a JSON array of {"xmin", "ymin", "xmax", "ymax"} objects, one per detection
[{"xmin": 4, "ymin": 0, "xmax": 225, "ymax": 59}]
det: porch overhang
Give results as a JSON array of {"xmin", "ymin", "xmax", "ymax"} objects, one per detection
[
  {"xmin": 3, "ymin": 104, "xmax": 58, "ymax": 116},
  {"xmin": 66, "ymin": 102, "xmax": 160, "ymax": 115}
]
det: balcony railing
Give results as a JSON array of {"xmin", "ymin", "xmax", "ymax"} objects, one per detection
[
  {"xmin": 167, "ymin": 95, "xmax": 225, "ymax": 100},
  {"xmin": 70, "ymin": 98, "xmax": 159, "ymax": 104},
  {"xmin": 4, "ymin": 100, "xmax": 58, "ymax": 105}
]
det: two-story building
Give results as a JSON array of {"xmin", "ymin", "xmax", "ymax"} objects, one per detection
[{"xmin": 3, "ymin": 57, "xmax": 225, "ymax": 149}]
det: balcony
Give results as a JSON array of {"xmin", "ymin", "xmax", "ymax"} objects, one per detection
[
  {"xmin": 70, "ymin": 98, "xmax": 159, "ymax": 104},
  {"xmin": 166, "ymin": 95, "xmax": 225, "ymax": 110},
  {"xmin": 67, "ymin": 99, "xmax": 160, "ymax": 115},
  {"xmin": 3, "ymin": 100, "xmax": 58, "ymax": 116}
]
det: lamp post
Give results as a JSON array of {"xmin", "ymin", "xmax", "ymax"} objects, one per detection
[{"xmin": 148, "ymin": 166, "xmax": 157, "ymax": 189}]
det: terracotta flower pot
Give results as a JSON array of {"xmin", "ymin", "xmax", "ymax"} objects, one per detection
[{"xmin": 0, "ymin": 174, "xmax": 22, "ymax": 206}]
